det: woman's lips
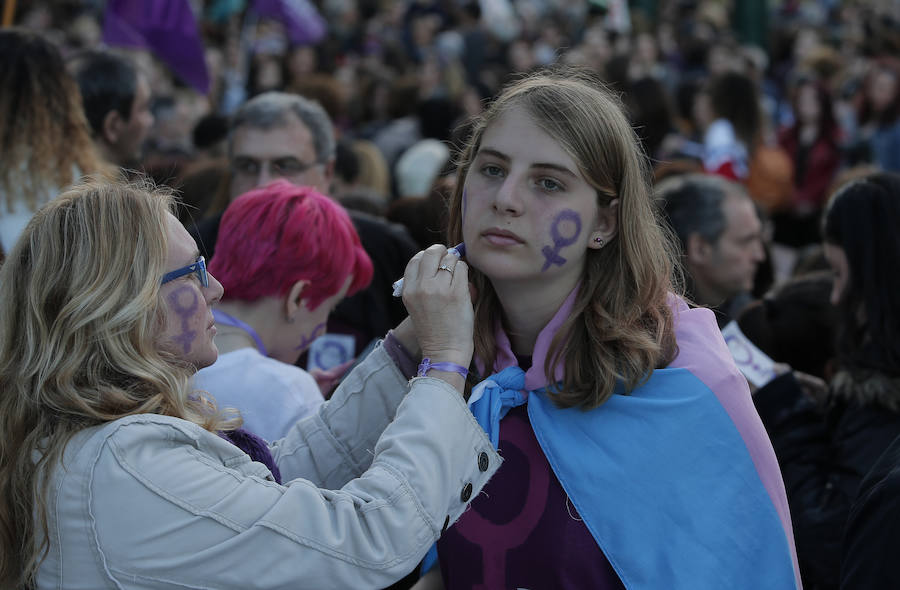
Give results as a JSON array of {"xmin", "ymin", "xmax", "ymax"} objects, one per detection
[{"xmin": 482, "ymin": 228, "xmax": 524, "ymax": 246}]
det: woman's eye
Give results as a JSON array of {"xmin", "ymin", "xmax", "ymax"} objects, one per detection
[
  {"xmin": 482, "ymin": 164, "xmax": 504, "ymax": 177},
  {"xmin": 537, "ymin": 177, "xmax": 563, "ymax": 192}
]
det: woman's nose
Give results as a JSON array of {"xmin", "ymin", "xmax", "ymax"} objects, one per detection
[
  {"xmin": 492, "ymin": 176, "xmax": 524, "ymax": 215},
  {"xmin": 206, "ymin": 272, "xmax": 225, "ymax": 304}
]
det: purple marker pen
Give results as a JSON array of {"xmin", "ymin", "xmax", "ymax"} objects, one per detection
[{"xmin": 392, "ymin": 242, "xmax": 466, "ymax": 297}]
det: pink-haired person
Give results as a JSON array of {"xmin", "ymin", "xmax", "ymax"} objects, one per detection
[{"xmin": 194, "ymin": 179, "xmax": 373, "ymax": 441}]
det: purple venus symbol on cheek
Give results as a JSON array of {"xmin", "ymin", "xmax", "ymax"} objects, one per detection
[
  {"xmin": 168, "ymin": 286, "xmax": 199, "ymax": 354},
  {"xmin": 541, "ymin": 209, "xmax": 582, "ymax": 271}
]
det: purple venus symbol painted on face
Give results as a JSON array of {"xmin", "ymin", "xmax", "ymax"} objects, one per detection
[
  {"xmin": 541, "ymin": 209, "xmax": 582, "ymax": 271},
  {"xmin": 295, "ymin": 321, "xmax": 327, "ymax": 351},
  {"xmin": 168, "ymin": 286, "xmax": 200, "ymax": 354}
]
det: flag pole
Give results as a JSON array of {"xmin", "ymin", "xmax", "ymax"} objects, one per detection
[{"xmin": 2, "ymin": 0, "xmax": 17, "ymax": 27}]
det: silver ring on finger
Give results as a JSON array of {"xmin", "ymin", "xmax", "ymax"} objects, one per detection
[{"xmin": 437, "ymin": 264, "xmax": 454, "ymax": 275}]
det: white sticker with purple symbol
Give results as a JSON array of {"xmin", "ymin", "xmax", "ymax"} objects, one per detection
[
  {"xmin": 306, "ymin": 333, "xmax": 356, "ymax": 372},
  {"xmin": 721, "ymin": 321, "xmax": 777, "ymax": 388}
]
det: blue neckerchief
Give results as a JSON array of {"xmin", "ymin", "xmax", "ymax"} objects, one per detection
[{"xmin": 466, "ymin": 366, "xmax": 529, "ymax": 448}]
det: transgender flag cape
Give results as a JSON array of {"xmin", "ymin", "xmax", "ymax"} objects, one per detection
[{"xmin": 459, "ymin": 289, "xmax": 801, "ymax": 589}]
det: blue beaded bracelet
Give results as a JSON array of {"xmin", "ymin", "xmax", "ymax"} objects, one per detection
[{"xmin": 417, "ymin": 357, "xmax": 469, "ymax": 378}]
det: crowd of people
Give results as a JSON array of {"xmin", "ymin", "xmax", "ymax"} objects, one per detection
[{"xmin": 1, "ymin": 0, "xmax": 900, "ymax": 588}]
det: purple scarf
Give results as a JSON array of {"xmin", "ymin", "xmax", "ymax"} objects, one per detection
[{"xmin": 219, "ymin": 428, "xmax": 283, "ymax": 484}]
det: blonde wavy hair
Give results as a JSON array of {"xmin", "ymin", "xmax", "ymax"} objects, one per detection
[
  {"xmin": 448, "ymin": 67, "xmax": 682, "ymax": 409},
  {"xmin": 0, "ymin": 179, "xmax": 237, "ymax": 589},
  {"xmin": 0, "ymin": 28, "xmax": 106, "ymax": 214}
]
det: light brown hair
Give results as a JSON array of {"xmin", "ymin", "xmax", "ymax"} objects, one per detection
[
  {"xmin": 448, "ymin": 67, "xmax": 681, "ymax": 409},
  {"xmin": 0, "ymin": 29, "xmax": 106, "ymax": 213}
]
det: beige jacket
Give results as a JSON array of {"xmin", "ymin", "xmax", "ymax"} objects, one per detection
[{"xmin": 36, "ymin": 343, "xmax": 499, "ymax": 589}]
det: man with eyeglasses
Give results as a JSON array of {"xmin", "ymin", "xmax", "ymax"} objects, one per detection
[
  {"xmin": 228, "ymin": 95, "xmax": 333, "ymax": 200},
  {"xmin": 189, "ymin": 91, "xmax": 418, "ymax": 359}
]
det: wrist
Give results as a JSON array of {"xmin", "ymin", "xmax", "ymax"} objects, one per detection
[
  {"xmin": 419, "ymin": 349, "xmax": 472, "ymax": 370},
  {"xmin": 417, "ymin": 357, "xmax": 469, "ymax": 379},
  {"xmin": 391, "ymin": 318, "xmax": 422, "ymax": 358}
]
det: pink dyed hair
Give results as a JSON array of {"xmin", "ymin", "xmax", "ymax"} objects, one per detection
[{"xmin": 210, "ymin": 180, "xmax": 373, "ymax": 310}]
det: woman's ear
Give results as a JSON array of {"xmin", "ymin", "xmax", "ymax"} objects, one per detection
[
  {"xmin": 588, "ymin": 198, "xmax": 619, "ymax": 249},
  {"xmin": 284, "ymin": 280, "xmax": 309, "ymax": 323}
]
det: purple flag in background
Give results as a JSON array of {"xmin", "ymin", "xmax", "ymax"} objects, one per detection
[
  {"xmin": 103, "ymin": 0, "xmax": 210, "ymax": 94},
  {"xmin": 252, "ymin": 0, "xmax": 327, "ymax": 45}
]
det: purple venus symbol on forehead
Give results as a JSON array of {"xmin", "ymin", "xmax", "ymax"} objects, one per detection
[{"xmin": 541, "ymin": 209, "xmax": 582, "ymax": 271}]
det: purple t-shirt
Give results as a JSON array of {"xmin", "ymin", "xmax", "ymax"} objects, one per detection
[{"xmin": 437, "ymin": 405, "xmax": 625, "ymax": 589}]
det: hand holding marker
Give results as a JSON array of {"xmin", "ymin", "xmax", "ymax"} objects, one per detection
[{"xmin": 392, "ymin": 243, "xmax": 466, "ymax": 297}]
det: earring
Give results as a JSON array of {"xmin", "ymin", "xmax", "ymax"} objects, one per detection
[{"xmin": 594, "ymin": 237, "xmax": 604, "ymax": 248}]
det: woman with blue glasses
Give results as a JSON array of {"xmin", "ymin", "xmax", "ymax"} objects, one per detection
[{"xmin": 0, "ymin": 178, "xmax": 498, "ymax": 589}]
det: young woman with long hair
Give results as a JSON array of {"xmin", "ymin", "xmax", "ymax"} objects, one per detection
[{"xmin": 419, "ymin": 67, "xmax": 800, "ymax": 589}]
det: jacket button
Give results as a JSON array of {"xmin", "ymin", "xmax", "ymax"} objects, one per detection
[
  {"xmin": 441, "ymin": 515, "xmax": 450, "ymax": 533},
  {"xmin": 460, "ymin": 482, "xmax": 473, "ymax": 502},
  {"xmin": 478, "ymin": 451, "xmax": 489, "ymax": 472}
]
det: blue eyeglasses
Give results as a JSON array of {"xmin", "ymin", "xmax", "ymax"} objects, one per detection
[{"xmin": 161, "ymin": 256, "xmax": 209, "ymax": 288}]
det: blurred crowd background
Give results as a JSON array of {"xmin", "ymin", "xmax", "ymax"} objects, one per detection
[{"xmin": 4, "ymin": 0, "xmax": 898, "ymax": 281}]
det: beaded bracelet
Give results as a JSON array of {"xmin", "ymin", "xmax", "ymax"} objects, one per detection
[{"xmin": 417, "ymin": 357, "xmax": 469, "ymax": 378}]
